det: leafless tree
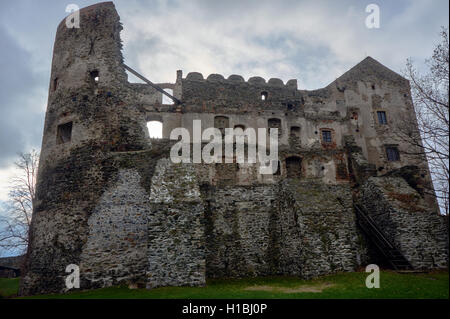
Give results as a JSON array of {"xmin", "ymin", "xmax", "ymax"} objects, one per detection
[
  {"xmin": 397, "ymin": 27, "xmax": 449, "ymax": 215},
  {"xmin": 0, "ymin": 150, "xmax": 39, "ymax": 255}
]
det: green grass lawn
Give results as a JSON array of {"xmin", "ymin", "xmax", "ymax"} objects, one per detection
[
  {"xmin": 0, "ymin": 278, "xmax": 20, "ymax": 298},
  {"xmin": 1, "ymin": 270, "xmax": 448, "ymax": 299}
]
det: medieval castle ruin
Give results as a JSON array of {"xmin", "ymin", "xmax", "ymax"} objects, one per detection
[{"xmin": 20, "ymin": 2, "xmax": 448, "ymax": 295}]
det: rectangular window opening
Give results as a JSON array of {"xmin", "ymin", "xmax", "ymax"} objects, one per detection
[
  {"xmin": 286, "ymin": 156, "xmax": 302, "ymax": 178},
  {"xmin": 377, "ymin": 111, "xmax": 387, "ymax": 124},
  {"xmin": 322, "ymin": 130, "xmax": 332, "ymax": 143},
  {"xmin": 147, "ymin": 121, "xmax": 163, "ymax": 139},
  {"xmin": 386, "ymin": 146, "xmax": 400, "ymax": 161},
  {"xmin": 57, "ymin": 122, "xmax": 73, "ymax": 144}
]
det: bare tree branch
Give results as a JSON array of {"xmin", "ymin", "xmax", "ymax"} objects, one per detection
[
  {"xmin": 0, "ymin": 150, "xmax": 39, "ymax": 255},
  {"xmin": 396, "ymin": 27, "xmax": 449, "ymax": 215}
]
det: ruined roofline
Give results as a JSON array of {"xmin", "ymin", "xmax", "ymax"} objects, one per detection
[
  {"xmin": 331, "ymin": 56, "xmax": 409, "ymax": 87},
  {"xmin": 54, "ymin": 2, "xmax": 407, "ymax": 96},
  {"xmin": 181, "ymin": 56, "xmax": 408, "ymax": 94},
  {"xmin": 56, "ymin": 1, "xmax": 116, "ymax": 31}
]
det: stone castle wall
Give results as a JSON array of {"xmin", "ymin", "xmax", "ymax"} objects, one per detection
[
  {"xmin": 19, "ymin": 2, "xmax": 448, "ymax": 295},
  {"xmin": 359, "ymin": 177, "xmax": 448, "ymax": 269}
]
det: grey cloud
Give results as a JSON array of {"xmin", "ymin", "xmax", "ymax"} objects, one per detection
[{"xmin": 0, "ymin": 27, "xmax": 45, "ymax": 168}]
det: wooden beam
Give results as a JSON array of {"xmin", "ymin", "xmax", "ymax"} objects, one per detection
[{"xmin": 123, "ymin": 63, "xmax": 181, "ymax": 105}]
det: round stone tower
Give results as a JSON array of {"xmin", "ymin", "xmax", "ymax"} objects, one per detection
[
  {"xmin": 40, "ymin": 1, "xmax": 127, "ymax": 161},
  {"xmin": 20, "ymin": 2, "xmax": 137, "ymax": 295}
]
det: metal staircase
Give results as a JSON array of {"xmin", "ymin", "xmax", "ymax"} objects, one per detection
[{"xmin": 354, "ymin": 203, "xmax": 413, "ymax": 271}]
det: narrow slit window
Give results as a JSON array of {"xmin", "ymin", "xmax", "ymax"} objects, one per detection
[
  {"xmin": 53, "ymin": 78, "xmax": 58, "ymax": 92},
  {"xmin": 377, "ymin": 111, "xmax": 387, "ymax": 124},
  {"xmin": 386, "ymin": 146, "xmax": 400, "ymax": 161},
  {"xmin": 261, "ymin": 91, "xmax": 268, "ymax": 101},
  {"xmin": 147, "ymin": 121, "xmax": 163, "ymax": 139},
  {"xmin": 90, "ymin": 70, "xmax": 99, "ymax": 85},
  {"xmin": 57, "ymin": 122, "xmax": 73, "ymax": 144}
]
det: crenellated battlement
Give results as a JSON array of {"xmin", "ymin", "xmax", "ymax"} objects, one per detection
[{"xmin": 184, "ymin": 72, "xmax": 298, "ymax": 89}]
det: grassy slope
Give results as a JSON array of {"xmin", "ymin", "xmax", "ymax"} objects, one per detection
[{"xmin": 1, "ymin": 271, "xmax": 448, "ymax": 299}]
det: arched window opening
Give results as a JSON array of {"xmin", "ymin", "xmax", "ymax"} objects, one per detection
[
  {"xmin": 286, "ymin": 156, "xmax": 302, "ymax": 178},
  {"xmin": 162, "ymin": 89, "xmax": 174, "ymax": 105},
  {"xmin": 290, "ymin": 126, "xmax": 300, "ymax": 138},
  {"xmin": 234, "ymin": 124, "xmax": 246, "ymax": 136},
  {"xmin": 261, "ymin": 91, "xmax": 268, "ymax": 101},
  {"xmin": 147, "ymin": 121, "xmax": 163, "ymax": 139},
  {"xmin": 57, "ymin": 122, "xmax": 73, "ymax": 145}
]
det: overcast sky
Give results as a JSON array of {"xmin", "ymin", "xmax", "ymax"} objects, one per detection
[{"xmin": 0, "ymin": 0, "xmax": 448, "ymax": 204}]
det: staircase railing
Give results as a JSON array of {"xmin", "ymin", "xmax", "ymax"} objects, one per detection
[{"xmin": 354, "ymin": 203, "xmax": 413, "ymax": 270}]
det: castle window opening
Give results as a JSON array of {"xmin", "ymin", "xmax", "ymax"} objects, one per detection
[
  {"xmin": 261, "ymin": 91, "xmax": 268, "ymax": 101},
  {"xmin": 377, "ymin": 111, "xmax": 387, "ymax": 124},
  {"xmin": 290, "ymin": 126, "xmax": 300, "ymax": 138},
  {"xmin": 336, "ymin": 160, "xmax": 348, "ymax": 180},
  {"xmin": 386, "ymin": 146, "xmax": 400, "ymax": 161},
  {"xmin": 56, "ymin": 122, "xmax": 73, "ymax": 145},
  {"xmin": 321, "ymin": 130, "xmax": 332, "ymax": 143},
  {"xmin": 234, "ymin": 125, "xmax": 246, "ymax": 137},
  {"xmin": 214, "ymin": 116, "xmax": 230, "ymax": 137},
  {"xmin": 286, "ymin": 156, "xmax": 302, "ymax": 178},
  {"xmin": 162, "ymin": 89, "xmax": 174, "ymax": 105},
  {"xmin": 53, "ymin": 78, "xmax": 58, "ymax": 92},
  {"xmin": 147, "ymin": 121, "xmax": 163, "ymax": 139},
  {"xmin": 268, "ymin": 118, "xmax": 282, "ymax": 136},
  {"xmin": 90, "ymin": 70, "xmax": 99, "ymax": 84}
]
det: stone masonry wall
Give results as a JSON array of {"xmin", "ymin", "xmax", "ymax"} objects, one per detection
[
  {"xmin": 79, "ymin": 169, "xmax": 150, "ymax": 289},
  {"xmin": 203, "ymin": 180, "xmax": 369, "ymax": 279},
  {"xmin": 147, "ymin": 158, "xmax": 205, "ymax": 288},
  {"xmin": 359, "ymin": 177, "xmax": 448, "ymax": 269},
  {"xmin": 203, "ymin": 185, "xmax": 278, "ymax": 278},
  {"xmin": 279, "ymin": 180, "xmax": 369, "ymax": 278}
]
